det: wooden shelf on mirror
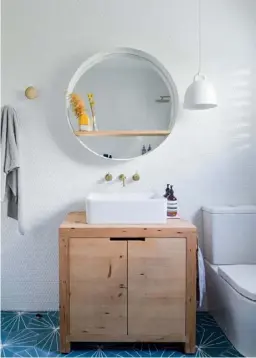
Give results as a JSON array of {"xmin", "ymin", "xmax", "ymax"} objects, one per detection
[{"xmin": 74, "ymin": 130, "xmax": 171, "ymax": 137}]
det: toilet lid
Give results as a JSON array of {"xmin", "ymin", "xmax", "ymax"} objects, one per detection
[
  {"xmin": 218, "ymin": 265, "xmax": 256, "ymax": 301},
  {"xmin": 202, "ymin": 205, "xmax": 256, "ymax": 214}
]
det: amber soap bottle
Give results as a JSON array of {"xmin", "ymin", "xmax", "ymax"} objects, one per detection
[{"xmin": 167, "ymin": 185, "xmax": 178, "ymax": 217}]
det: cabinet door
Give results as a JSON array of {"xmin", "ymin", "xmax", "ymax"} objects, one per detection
[
  {"xmin": 128, "ymin": 238, "xmax": 186, "ymax": 337},
  {"xmin": 69, "ymin": 238, "xmax": 127, "ymax": 335}
]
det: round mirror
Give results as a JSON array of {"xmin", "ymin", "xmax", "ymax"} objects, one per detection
[{"xmin": 66, "ymin": 48, "xmax": 178, "ymax": 160}]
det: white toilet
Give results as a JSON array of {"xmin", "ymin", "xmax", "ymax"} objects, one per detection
[{"xmin": 202, "ymin": 206, "xmax": 256, "ymax": 357}]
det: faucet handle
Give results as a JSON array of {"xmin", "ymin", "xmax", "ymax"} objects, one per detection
[
  {"xmin": 132, "ymin": 172, "xmax": 140, "ymax": 181},
  {"xmin": 105, "ymin": 173, "xmax": 113, "ymax": 182},
  {"xmin": 118, "ymin": 174, "xmax": 126, "ymax": 187}
]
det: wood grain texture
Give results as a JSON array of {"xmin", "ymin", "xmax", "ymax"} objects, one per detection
[
  {"xmin": 59, "ymin": 212, "xmax": 197, "ymax": 353},
  {"xmin": 128, "ymin": 238, "xmax": 186, "ymax": 337},
  {"xmin": 74, "ymin": 130, "xmax": 171, "ymax": 137},
  {"xmin": 69, "ymin": 238, "xmax": 127, "ymax": 335},
  {"xmin": 184, "ymin": 233, "xmax": 197, "ymax": 354},
  {"xmin": 59, "ymin": 231, "xmax": 71, "ymax": 353},
  {"xmin": 60, "ymin": 212, "xmax": 196, "ymax": 238},
  {"xmin": 69, "ymin": 333, "xmax": 185, "ymax": 342}
]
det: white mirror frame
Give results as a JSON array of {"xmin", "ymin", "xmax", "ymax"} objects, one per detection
[{"xmin": 66, "ymin": 47, "xmax": 179, "ymax": 161}]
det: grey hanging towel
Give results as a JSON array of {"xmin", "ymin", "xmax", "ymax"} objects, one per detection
[{"xmin": 1, "ymin": 105, "xmax": 19, "ymax": 220}]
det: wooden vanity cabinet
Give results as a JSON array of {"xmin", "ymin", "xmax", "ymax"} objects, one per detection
[
  {"xmin": 59, "ymin": 212, "xmax": 197, "ymax": 354},
  {"xmin": 69, "ymin": 238, "xmax": 127, "ymax": 336}
]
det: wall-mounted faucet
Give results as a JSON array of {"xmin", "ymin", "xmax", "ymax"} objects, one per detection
[
  {"xmin": 132, "ymin": 172, "xmax": 140, "ymax": 181},
  {"xmin": 104, "ymin": 173, "xmax": 113, "ymax": 182},
  {"xmin": 104, "ymin": 172, "xmax": 140, "ymax": 186},
  {"xmin": 118, "ymin": 174, "xmax": 126, "ymax": 187}
]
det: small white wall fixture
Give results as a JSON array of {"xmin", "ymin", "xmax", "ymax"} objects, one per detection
[{"xmin": 66, "ymin": 47, "xmax": 179, "ymax": 160}]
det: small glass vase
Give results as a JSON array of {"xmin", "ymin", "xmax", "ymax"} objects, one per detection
[{"xmin": 92, "ymin": 116, "xmax": 98, "ymax": 131}]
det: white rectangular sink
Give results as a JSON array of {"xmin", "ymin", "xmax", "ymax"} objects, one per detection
[{"xmin": 86, "ymin": 192, "xmax": 167, "ymax": 225}]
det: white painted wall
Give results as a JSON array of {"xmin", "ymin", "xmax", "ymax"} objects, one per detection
[{"xmin": 1, "ymin": 0, "xmax": 256, "ymax": 310}]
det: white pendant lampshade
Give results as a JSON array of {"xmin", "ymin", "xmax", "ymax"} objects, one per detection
[
  {"xmin": 184, "ymin": 0, "xmax": 217, "ymax": 110},
  {"xmin": 184, "ymin": 74, "xmax": 217, "ymax": 110}
]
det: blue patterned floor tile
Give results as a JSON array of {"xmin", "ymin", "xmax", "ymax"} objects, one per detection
[
  {"xmin": 133, "ymin": 342, "xmax": 163, "ymax": 356},
  {"xmin": 196, "ymin": 347, "xmax": 243, "ymax": 357},
  {"xmin": 132, "ymin": 343, "xmax": 186, "ymax": 357},
  {"xmin": 57, "ymin": 350, "xmax": 95, "ymax": 357},
  {"xmin": 1, "ymin": 312, "xmax": 33, "ymax": 333},
  {"xmin": 0, "ymin": 312, "xmax": 243, "ymax": 357},
  {"xmin": 218, "ymin": 346, "xmax": 243, "ymax": 357},
  {"xmin": 196, "ymin": 313, "xmax": 219, "ymax": 330},
  {"xmin": 26, "ymin": 312, "xmax": 60, "ymax": 353},
  {"xmin": 34, "ymin": 329, "xmax": 60, "ymax": 353},
  {"xmin": 28, "ymin": 312, "xmax": 59, "ymax": 331},
  {"xmin": 0, "ymin": 347, "xmax": 22, "ymax": 357},
  {"xmin": 139, "ymin": 349, "xmax": 185, "ymax": 357},
  {"xmin": 0, "ymin": 329, "xmax": 38, "ymax": 357},
  {"xmin": 61, "ymin": 344, "xmax": 140, "ymax": 358},
  {"xmin": 13, "ymin": 347, "xmax": 57, "ymax": 357},
  {"xmin": 196, "ymin": 327, "xmax": 234, "ymax": 350}
]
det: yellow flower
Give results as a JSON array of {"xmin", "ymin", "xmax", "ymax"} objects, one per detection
[
  {"xmin": 87, "ymin": 93, "xmax": 94, "ymax": 103},
  {"xmin": 69, "ymin": 92, "xmax": 87, "ymax": 118}
]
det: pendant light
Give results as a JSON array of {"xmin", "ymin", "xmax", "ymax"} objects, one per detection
[{"xmin": 184, "ymin": 0, "xmax": 217, "ymax": 109}]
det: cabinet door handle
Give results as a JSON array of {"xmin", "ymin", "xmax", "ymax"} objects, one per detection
[{"xmin": 110, "ymin": 238, "xmax": 145, "ymax": 241}]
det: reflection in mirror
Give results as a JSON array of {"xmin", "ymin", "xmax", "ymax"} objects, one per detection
[{"xmin": 68, "ymin": 51, "xmax": 177, "ymax": 160}]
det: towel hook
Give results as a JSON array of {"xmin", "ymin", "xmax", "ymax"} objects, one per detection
[{"xmin": 25, "ymin": 86, "xmax": 38, "ymax": 100}]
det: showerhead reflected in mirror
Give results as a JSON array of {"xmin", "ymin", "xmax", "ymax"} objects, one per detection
[{"xmin": 67, "ymin": 49, "xmax": 178, "ymax": 160}]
